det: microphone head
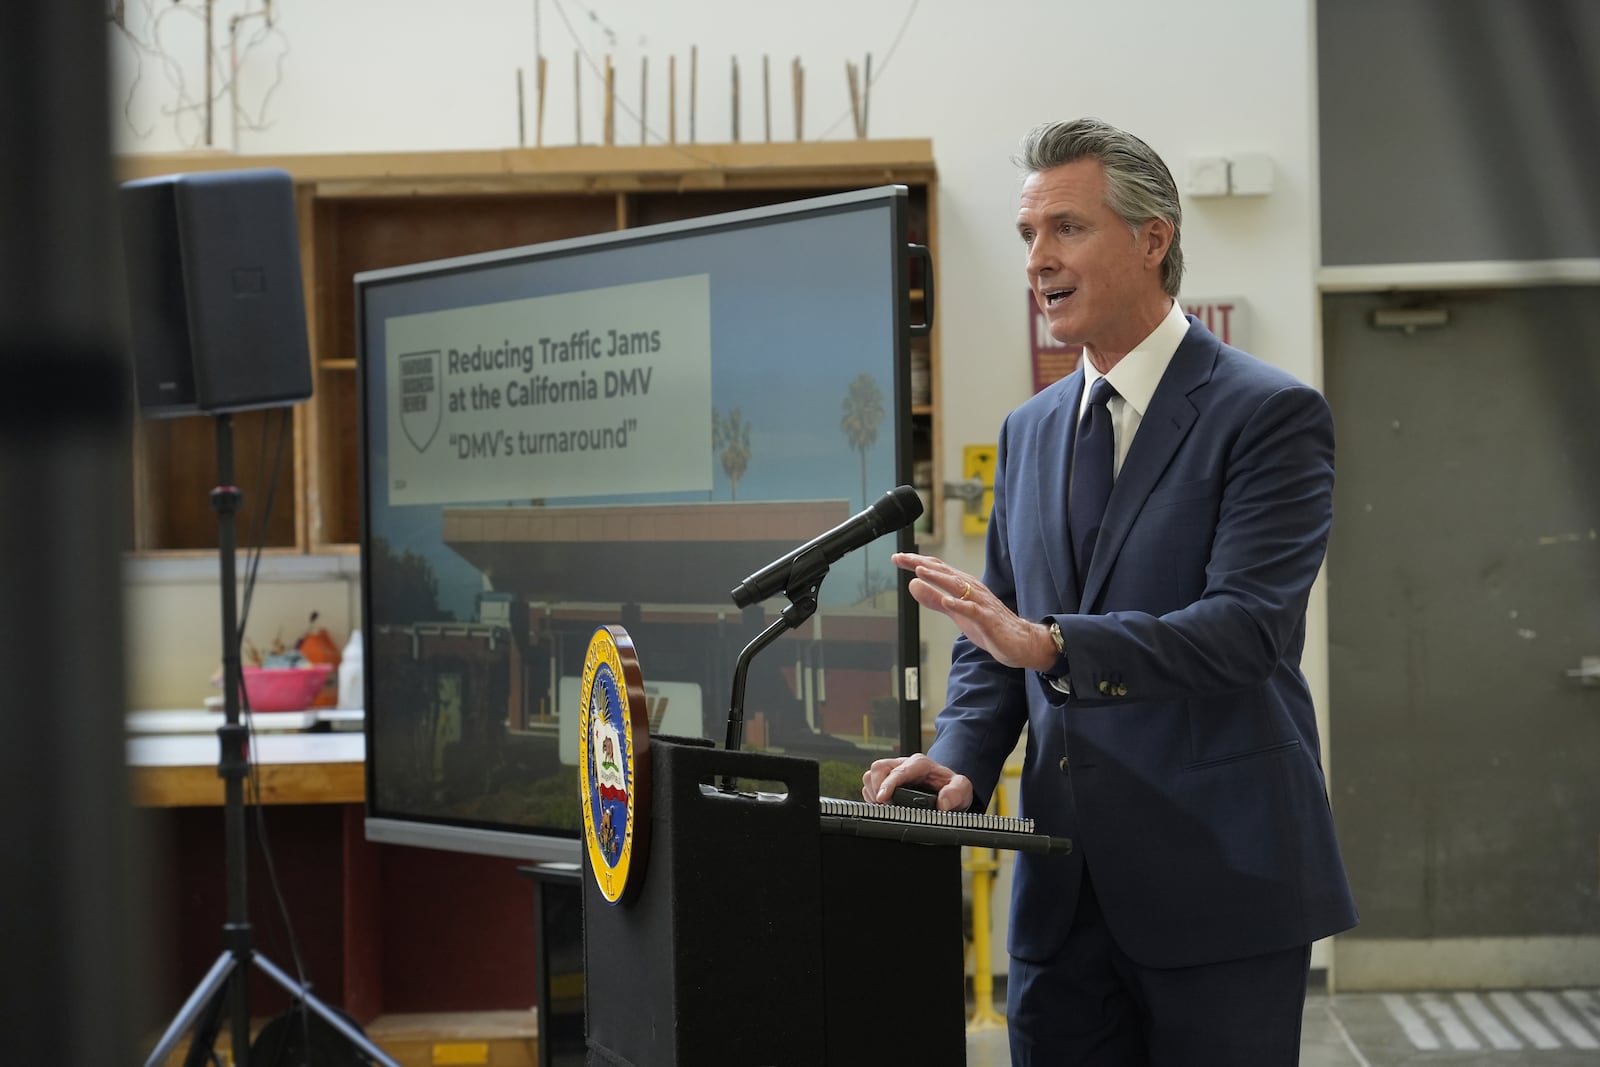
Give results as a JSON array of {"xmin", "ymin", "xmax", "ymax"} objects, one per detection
[
  {"xmin": 875, "ymin": 484, "xmax": 924, "ymax": 529},
  {"xmin": 728, "ymin": 485, "xmax": 923, "ymax": 608}
]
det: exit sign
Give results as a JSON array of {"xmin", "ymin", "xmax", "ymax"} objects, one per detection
[
  {"xmin": 1181, "ymin": 297, "xmax": 1248, "ymax": 348},
  {"xmin": 1029, "ymin": 293, "xmax": 1251, "ymax": 393}
]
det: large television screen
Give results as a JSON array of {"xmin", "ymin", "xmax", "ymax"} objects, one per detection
[{"xmin": 357, "ymin": 186, "xmax": 926, "ymax": 861}]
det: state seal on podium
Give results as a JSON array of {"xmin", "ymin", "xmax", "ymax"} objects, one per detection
[{"xmin": 578, "ymin": 625, "xmax": 652, "ymax": 905}]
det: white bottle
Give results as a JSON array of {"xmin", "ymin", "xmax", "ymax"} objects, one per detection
[{"xmin": 337, "ymin": 629, "xmax": 364, "ymax": 710}]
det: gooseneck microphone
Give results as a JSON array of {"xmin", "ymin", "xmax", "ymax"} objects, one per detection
[{"xmin": 730, "ymin": 485, "xmax": 923, "ymax": 608}]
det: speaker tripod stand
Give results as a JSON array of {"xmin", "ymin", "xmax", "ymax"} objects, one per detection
[{"xmin": 143, "ymin": 413, "xmax": 400, "ymax": 1067}]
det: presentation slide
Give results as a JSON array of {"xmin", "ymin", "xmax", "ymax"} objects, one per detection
[{"xmin": 385, "ymin": 275, "xmax": 712, "ymax": 506}]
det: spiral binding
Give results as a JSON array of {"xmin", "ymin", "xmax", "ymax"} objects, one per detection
[{"xmin": 818, "ymin": 796, "xmax": 1034, "ymax": 835}]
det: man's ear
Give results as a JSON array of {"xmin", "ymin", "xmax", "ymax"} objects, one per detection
[{"xmin": 1141, "ymin": 216, "xmax": 1174, "ymax": 268}]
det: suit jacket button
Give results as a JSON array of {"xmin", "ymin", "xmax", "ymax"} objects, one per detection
[
  {"xmin": 1097, "ymin": 680, "xmax": 1110, "ymax": 695},
  {"xmin": 1115, "ymin": 684, "xmax": 1128, "ymax": 697},
  {"xmin": 1059, "ymin": 755, "xmax": 1069, "ymax": 773}
]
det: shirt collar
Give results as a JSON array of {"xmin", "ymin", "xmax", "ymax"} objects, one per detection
[{"xmin": 1082, "ymin": 299, "xmax": 1190, "ymax": 418}]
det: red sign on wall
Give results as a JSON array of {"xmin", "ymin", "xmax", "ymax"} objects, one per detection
[
  {"xmin": 1030, "ymin": 293, "xmax": 1250, "ymax": 393},
  {"xmin": 1181, "ymin": 297, "xmax": 1247, "ymax": 348},
  {"xmin": 1029, "ymin": 290, "xmax": 1082, "ymax": 393}
]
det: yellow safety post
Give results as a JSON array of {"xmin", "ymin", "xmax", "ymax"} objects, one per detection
[
  {"xmin": 966, "ymin": 841, "xmax": 1004, "ymax": 1029},
  {"xmin": 965, "ymin": 771, "xmax": 1016, "ymax": 1030}
]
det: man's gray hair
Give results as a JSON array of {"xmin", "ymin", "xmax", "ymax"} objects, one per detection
[{"xmin": 1016, "ymin": 118, "xmax": 1185, "ymax": 298}]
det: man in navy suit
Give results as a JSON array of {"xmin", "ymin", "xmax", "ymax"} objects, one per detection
[{"xmin": 864, "ymin": 118, "xmax": 1357, "ymax": 1065}]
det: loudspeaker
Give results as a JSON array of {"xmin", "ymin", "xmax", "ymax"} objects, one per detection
[{"xmin": 120, "ymin": 167, "xmax": 313, "ymax": 417}]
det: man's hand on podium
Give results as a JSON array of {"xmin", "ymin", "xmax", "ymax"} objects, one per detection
[{"xmin": 862, "ymin": 752, "xmax": 974, "ymax": 812}]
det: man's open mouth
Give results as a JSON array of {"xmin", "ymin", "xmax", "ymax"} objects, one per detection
[{"xmin": 1045, "ymin": 288, "xmax": 1074, "ymax": 306}]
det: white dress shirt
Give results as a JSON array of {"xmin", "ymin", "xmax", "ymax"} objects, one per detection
[{"xmin": 1078, "ymin": 298, "xmax": 1191, "ymax": 479}]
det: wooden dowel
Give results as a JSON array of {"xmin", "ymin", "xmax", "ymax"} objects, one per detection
[
  {"xmin": 517, "ymin": 68, "xmax": 526, "ymax": 147},
  {"xmin": 604, "ymin": 54, "xmax": 614, "ymax": 145},
  {"xmin": 640, "ymin": 55, "xmax": 648, "ymax": 144},
  {"xmin": 669, "ymin": 54, "xmax": 677, "ymax": 143},
  {"xmin": 536, "ymin": 55, "xmax": 547, "ymax": 148},
  {"xmin": 762, "ymin": 55, "xmax": 771, "ymax": 142},
  {"xmin": 792, "ymin": 58, "xmax": 803, "ymax": 141},
  {"xmin": 574, "ymin": 50, "xmax": 582, "ymax": 144},
  {"xmin": 731, "ymin": 56, "xmax": 740, "ymax": 142},
  {"xmin": 862, "ymin": 52, "xmax": 871, "ymax": 138},
  {"xmin": 845, "ymin": 61, "xmax": 862, "ymax": 139}
]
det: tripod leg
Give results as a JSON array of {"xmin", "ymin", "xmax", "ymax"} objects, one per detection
[
  {"xmin": 180, "ymin": 987, "xmax": 227, "ymax": 1067},
  {"xmin": 252, "ymin": 954, "xmax": 405, "ymax": 1067},
  {"xmin": 143, "ymin": 952, "xmax": 237, "ymax": 1067}
]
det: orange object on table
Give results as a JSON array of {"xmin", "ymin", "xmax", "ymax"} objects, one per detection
[{"xmin": 296, "ymin": 613, "xmax": 342, "ymax": 708}]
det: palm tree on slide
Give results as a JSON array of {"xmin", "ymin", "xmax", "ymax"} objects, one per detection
[
  {"xmin": 713, "ymin": 407, "xmax": 752, "ymax": 500},
  {"xmin": 840, "ymin": 373, "xmax": 886, "ymax": 593}
]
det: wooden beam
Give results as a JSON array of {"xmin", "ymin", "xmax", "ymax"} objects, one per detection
[
  {"xmin": 131, "ymin": 760, "xmax": 364, "ymax": 807},
  {"xmin": 115, "ymin": 140, "xmax": 938, "ymax": 185}
]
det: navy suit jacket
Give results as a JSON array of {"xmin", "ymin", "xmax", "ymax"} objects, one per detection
[{"xmin": 927, "ymin": 317, "xmax": 1358, "ymax": 969}]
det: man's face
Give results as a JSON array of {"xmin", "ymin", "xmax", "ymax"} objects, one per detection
[{"xmin": 1017, "ymin": 159, "xmax": 1166, "ymax": 356}]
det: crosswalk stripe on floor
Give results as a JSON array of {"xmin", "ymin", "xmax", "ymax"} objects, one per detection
[
  {"xmin": 1381, "ymin": 990, "xmax": 1600, "ymax": 1052},
  {"xmin": 1451, "ymin": 992, "xmax": 1522, "ymax": 1050}
]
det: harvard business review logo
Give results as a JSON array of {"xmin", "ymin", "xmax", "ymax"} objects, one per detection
[{"xmin": 398, "ymin": 350, "xmax": 441, "ymax": 453}]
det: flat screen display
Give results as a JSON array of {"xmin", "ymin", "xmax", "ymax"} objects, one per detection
[{"xmin": 357, "ymin": 186, "xmax": 923, "ymax": 860}]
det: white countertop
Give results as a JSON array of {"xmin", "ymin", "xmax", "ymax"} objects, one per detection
[{"xmin": 125, "ymin": 709, "xmax": 365, "ymax": 767}]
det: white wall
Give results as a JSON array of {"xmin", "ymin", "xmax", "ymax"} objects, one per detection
[
  {"xmin": 112, "ymin": 0, "xmax": 1325, "ymax": 714},
  {"xmin": 111, "ymin": 0, "xmax": 1328, "ymax": 962},
  {"xmin": 123, "ymin": 555, "xmax": 360, "ymax": 709}
]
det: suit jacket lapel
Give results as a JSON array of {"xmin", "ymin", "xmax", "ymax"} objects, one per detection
[
  {"xmin": 1038, "ymin": 372, "xmax": 1084, "ymax": 610},
  {"xmin": 1080, "ymin": 324, "xmax": 1218, "ymax": 609}
]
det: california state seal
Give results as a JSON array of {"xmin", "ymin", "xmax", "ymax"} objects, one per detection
[{"xmin": 578, "ymin": 625, "xmax": 651, "ymax": 905}]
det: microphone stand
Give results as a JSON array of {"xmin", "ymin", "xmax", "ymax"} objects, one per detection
[{"xmin": 721, "ymin": 551, "xmax": 829, "ymax": 782}]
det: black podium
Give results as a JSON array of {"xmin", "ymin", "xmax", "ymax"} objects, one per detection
[{"xmin": 582, "ymin": 737, "xmax": 965, "ymax": 1066}]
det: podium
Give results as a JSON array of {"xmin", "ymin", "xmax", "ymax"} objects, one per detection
[{"xmin": 582, "ymin": 737, "xmax": 966, "ymax": 1066}]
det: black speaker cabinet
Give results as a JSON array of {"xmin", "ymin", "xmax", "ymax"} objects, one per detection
[{"xmin": 119, "ymin": 167, "xmax": 312, "ymax": 417}]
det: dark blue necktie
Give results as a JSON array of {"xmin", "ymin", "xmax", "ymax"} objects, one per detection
[{"xmin": 1069, "ymin": 377, "xmax": 1117, "ymax": 587}]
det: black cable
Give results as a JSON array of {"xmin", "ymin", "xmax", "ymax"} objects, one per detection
[
  {"xmin": 235, "ymin": 408, "xmax": 279, "ymax": 645},
  {"xmin": 233, "ymin": 407, "xmax": 316, "ymax": 1058},
  {"xmin": 815, "ymin": 0, "xmax": 921, "ymax": 140}
]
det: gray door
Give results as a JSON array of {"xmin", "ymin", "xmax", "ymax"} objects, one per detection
[{"xmin": 1324, "ymin": 285, "xmax": 1600, "ymax": 989}]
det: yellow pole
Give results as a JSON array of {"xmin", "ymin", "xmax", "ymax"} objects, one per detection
[
  {"xmin": 965, "ymin": 775, "xmax": 1011, "ymax": 1029},
  {"xmin": 966, "ymin": 844, "xmax": 1004, "ymax": 1028}
]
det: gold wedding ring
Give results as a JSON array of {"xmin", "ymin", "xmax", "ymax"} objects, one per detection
[{"xmin": 959, "ymin": 581, "xmax": 972, "ymax": 600}]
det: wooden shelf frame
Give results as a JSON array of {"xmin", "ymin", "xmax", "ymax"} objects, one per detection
[{"xmin": 117, "ymin": 141, "xmax": 942, "ymax": 553}]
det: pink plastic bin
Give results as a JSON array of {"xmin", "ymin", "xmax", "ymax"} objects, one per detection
[{"xmin": 241, "ymin": 665, "xmax": 332, "ymax": 712}]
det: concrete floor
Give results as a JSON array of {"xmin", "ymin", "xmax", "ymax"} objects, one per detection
[{"xmin": 964, "ymin": 989, "xmax": 1600, "ymax": 1066}]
